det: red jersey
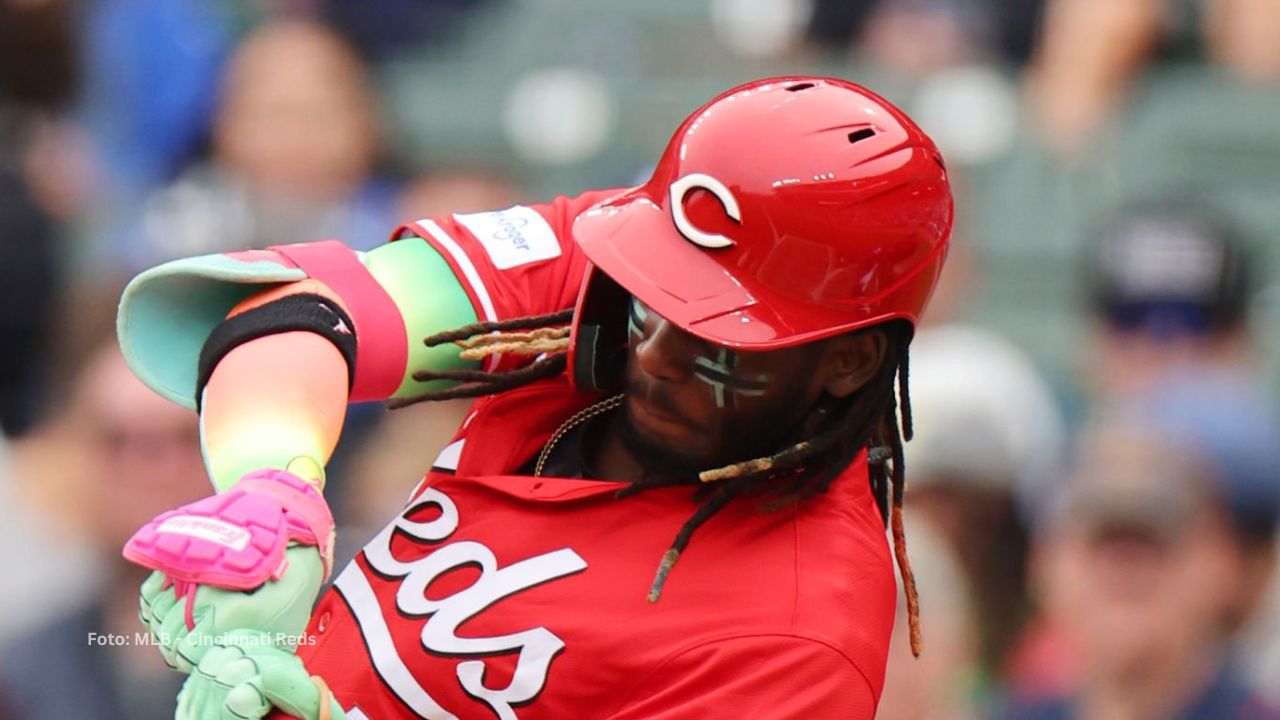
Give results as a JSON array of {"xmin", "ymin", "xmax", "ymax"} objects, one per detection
[
  {"xmin": 298, "ymin": 381, "xmax": 895, "ymax": 719},
  {"xmin": 290, "ymin": 193, "xmax": 897, "ymax": 718}
]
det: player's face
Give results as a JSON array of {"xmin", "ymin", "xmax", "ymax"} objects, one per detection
[{"xmin": 621, "ymin": 298, "xmax": 846, "ymax": 476}]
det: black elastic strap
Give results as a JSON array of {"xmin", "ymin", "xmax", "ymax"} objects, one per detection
[{"xmin": 195, "ymin": 293, "xmax": 358, "ymax": 409}]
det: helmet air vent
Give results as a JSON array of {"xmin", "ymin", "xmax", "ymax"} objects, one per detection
[
  {"xmin": 847, "ymin": 128, "xmax": 876, "ymax": 144},
  {"xmin": 786, "ymin": 82, "xmax": 815, "ymax": 92}
]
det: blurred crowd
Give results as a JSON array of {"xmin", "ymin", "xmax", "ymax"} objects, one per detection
[{"xmin": 1, "ymin": 0, "xmax": 1279, "ymax": 718}]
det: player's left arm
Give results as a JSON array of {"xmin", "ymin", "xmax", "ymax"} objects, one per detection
[
  {"xmin": 117, "ymin": 189, "xmax": 620, "ymax": 492},
  {"xmin": 604, "ymin": 635, "xmax": 880, "ymax": 720},
  {"xmin": 117, "ymin": 191, "xmax": 622, "ymax": 692}
]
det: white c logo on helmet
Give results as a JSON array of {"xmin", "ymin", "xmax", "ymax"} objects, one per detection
[{"xmin": 669, "ymin": 173, "xmax": 741, "ymax": 249}]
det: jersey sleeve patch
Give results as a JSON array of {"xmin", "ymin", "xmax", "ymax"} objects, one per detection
[{"xmin": 453, "ymin": 206, "xmax": 562, "ymax": 270}]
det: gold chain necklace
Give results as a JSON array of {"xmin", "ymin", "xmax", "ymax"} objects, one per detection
[{"xmin": 534, "ymin": 394, "xmax": 625, "ymax": 477}]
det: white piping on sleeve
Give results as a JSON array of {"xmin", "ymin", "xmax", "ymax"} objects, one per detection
[
  {"xmin": 415, "ymin": 219, "xmax": 502, "ymax": 371},
  {"xmin": 415, "ymin": 219, "xmax": 499, "ymax": 324}
]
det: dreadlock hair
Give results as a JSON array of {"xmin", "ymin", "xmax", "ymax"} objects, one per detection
[
  {"xmin": 389, "ymin": 310, "xmax": 923, "ymax": 657},
  {"xmin": 387, "ymin": 309, "xmax": 574, "ymax": 408}
]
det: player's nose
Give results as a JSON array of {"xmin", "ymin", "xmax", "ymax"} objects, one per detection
[{"xmin": 633, "ymin": 316, "xmax": 696, "ymax": 383}]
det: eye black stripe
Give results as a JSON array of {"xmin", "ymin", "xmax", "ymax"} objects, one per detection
[{"xmin": 692, "ymin": 363, "xmax": 770, "ymax": 391}]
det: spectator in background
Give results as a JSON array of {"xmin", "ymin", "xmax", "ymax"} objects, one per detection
[
  {"xmin": 0, "ymin": 149, "xmax": 57, "ymax": 436},
  {"xmin": 78, "ymin": 0, "xmax": 233, "ymax": 220},
  {"xmin": 1080, "ymin": 200, "xmax": 1258, "ymax": 402},
  {"xmin": 126, "ymin": 18, "xmax": 397, "ymax": 271},
  {"xmin": 0, "ymin": 344, "xmax": 208, "ymax": 720},
  {"xmin": 900, "ymin": 325, "xmax": 1066, "ymax": 697},
  {"xmin": 806, "ymin": 0, "xmax": 1047, "ymax": 73},
  {"xmin": 1134, "ymin": 373, "xmax": 1280, "ymax": 707},
  {"xmin": 0, "ymin": 374, "xmax": 98, "ymax": 646},
  {"xmin": 0, "ymin": 0, "xmax": 75, "ymax": 436},
  {"xmin": 0, "ymin": 0, "xmax": 96, "ymax": 649},
  {"xmin": 1002, "ymin": 420, "xmax": 1280, "ymax": 719},
  {"xmin": 1028, "ymin": 0, "xmax": 1280, "ymax": 155},
  {"xmin": 72, "ymin": 0, "xmax": 233, "ymax": 314},
  {"xmin": 0, "ymin": 411, "xmax": 98, "ymax": 647}
]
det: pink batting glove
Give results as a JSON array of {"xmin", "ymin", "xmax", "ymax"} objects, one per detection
[{"xmin": 123, "ymin": 469, "xmax": 335, "ymax": 630}]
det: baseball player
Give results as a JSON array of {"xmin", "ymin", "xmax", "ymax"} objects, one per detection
[{"xmin": 116, "ymin": 77, "xmax": 953, "ymax": 719}]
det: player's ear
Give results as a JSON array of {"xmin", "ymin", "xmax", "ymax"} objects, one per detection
[{"xmin": 821, "ymin": 328, "xmax": 887, "ymax": 398}]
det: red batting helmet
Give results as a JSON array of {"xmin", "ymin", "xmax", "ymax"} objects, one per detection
[{"xmin": 570, "ymin": 76, "xmax": 953, "ymax": 390}]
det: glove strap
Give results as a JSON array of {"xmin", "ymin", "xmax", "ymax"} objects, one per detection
[{"xmin": 235, "ymin": 470, "xmax": 336, "ymax": 579}]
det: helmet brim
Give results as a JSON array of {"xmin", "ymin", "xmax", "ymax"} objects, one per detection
[{"xmin": 574, "ymin": 188, "xmax": 923, "ymax": 351}]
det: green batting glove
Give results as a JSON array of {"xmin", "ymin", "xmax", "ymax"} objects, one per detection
[
  {"xmin": 175, "ymin": 629, "xmax": 345, "ymax": 720},
  {"xmin": 139, "ymin": 545, "xmax": 324, "ymax": 673}
]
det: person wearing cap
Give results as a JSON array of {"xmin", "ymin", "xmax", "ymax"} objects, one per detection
[
  {"xmin": 1134, "ymin": 371, "xmax": 1280, "ymax": 706},
  {"xmin": 998, "ymin": 419, "xmax": 1280, "ymax": 720},
  {"xmin": 1082, "ymin": 200, "xmax": 1256, "ymax": 400},
  {"xmin": 113, "ymin": 77, "xmax": 953, "ymax": 719}
]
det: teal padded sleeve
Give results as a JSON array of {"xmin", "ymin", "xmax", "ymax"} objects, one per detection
[
  {"xmin": 116, "ymin": 240, "xmax": 483, "ymax": 410},
  {"xmin": 116, "ymin": 254, "xmax": 308, "ymax": 410}
]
